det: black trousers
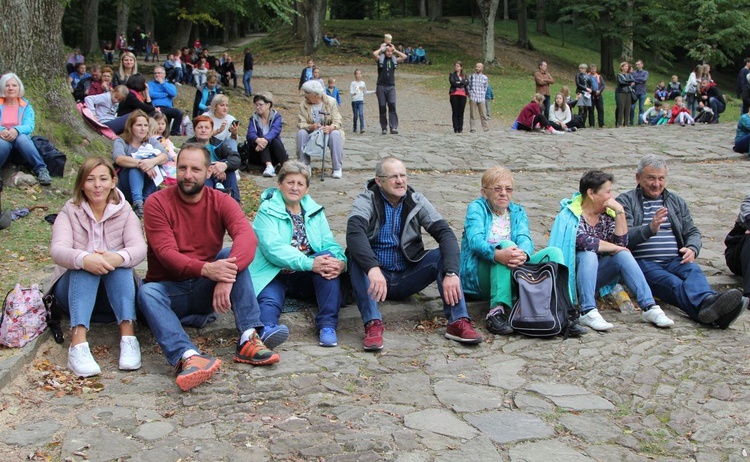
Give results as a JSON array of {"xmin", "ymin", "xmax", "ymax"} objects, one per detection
[
  {"xmin": 449, "ymin": 95, "xmax": 467, "ymax": 133},
  {"xmin": 590, "ymin": 95, "xmax": 605, "ymax": 127},
  {"xmin": 725, "ymin": 233, "xmax": 750, "ymax": 296},
  {"xmin": 252, "ymin": 137, "xmax": 288, "ymax": 167}
]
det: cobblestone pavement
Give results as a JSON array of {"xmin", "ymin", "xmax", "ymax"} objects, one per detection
[{"xmin": 1, "ymin": 84, "xmax": 750, "ymax": 461}]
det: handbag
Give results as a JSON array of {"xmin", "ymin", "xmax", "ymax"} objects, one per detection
[
  {"xmin": 303, "ymin": 128, "xmax": 326, "ymax": 158},
  {"xmin": 630, "ymin": 88, "xmax": 638, "ymax": 103},
  {"xmin": 0, "ymin": 284, "xmax": 48, "ymax": 347}
]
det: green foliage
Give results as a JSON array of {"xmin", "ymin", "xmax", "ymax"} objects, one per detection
[{"xmin": 682, "ymin": 0, "xmax": 750, "ymax": 66}]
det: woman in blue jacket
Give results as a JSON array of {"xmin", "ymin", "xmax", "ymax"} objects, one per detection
[
  {"xmin": 249, "ymin": 160, "xmax": 346, "ymax": 348},
  {"xmin": 0, "ymin": 73, "xmax": 52, "ymax": 185},
  {"xmin": 246, "ymin": 92, "xmax": 288, "ymax": 177},
  {"xmin": 459, "ymin": 167, "xmax": 568, "ymax": 335}
]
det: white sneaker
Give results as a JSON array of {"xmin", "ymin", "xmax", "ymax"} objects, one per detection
[
  {"xmin": 332, "ymin": 169, "xmax": 342, "ymax": 179},
  {"xmin": 579, "ymin": 309, "xmax": 614, "ymax": 331},
  {"xmin": 119, "ymin": 336, "xmax": 142, "ymax": 370},
  {"xmin": 262, "ymin": 165, "xmax": 275, "ymax": 177},
  {"xmin": 67, "ymin": 342, "xmax": 102, "ymax": 377},
  {"xmin": 641, "ymin": 305, "xmax": 674, "ymax": 328}
]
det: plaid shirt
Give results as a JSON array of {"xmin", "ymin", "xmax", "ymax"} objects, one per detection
[
  {"xmin": 372, "ymin": 194, "xmax": 407, "ymax": 271},
  {"xmin": 469, "ymin": 73, "xmax": 488, "ymax": 102}
]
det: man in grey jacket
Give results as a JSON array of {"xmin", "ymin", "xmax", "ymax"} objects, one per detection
[
  {"xmin": 346, "ymin": 157, "xmax": 482, "ymax": 350},
  {"xmin": 616, "ymin": 154, "xmax": 746, "ymax": 329}
]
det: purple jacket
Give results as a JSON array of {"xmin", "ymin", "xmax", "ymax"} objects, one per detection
[{"xmin": 246, "ymin": 108, "xmax": 283, "ymax": 145}]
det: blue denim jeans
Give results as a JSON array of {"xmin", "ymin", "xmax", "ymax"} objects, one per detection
[
  {"xmin": 0, "ymin": 134, "xmax": 47, "ymax": 174},
  {"xmin": 205, "ymin": 170, "xmax": 240, "ymax": 203},
  {"xmin": 630, "ymin": 93, "xmax": 647, "ymax": 125},
  {"xmin": 575, "ymin": 250, "xmax": 655, "ymax": 312},
  {"xmin": 709, "ymin": 97, "xmax": 726, "ymax": 121},
  {"xmin": 137, "ymin": 247, "xmax": 263, "ymax": 366},
  {"xmin": 352, "ymin": 101, "xmax": 364, "ymax": 132},
  {"xmin": 126, "ymin": 167, "xmax": 158, "ymax": 203},
  {"xmin": 635, "ymin": 256, "xmax": 714, "ymax": 321},
  {"xmin": 349, "ymin": 248, "xmax": 469, "ymax": 325},
  {"xmin": 243, "ymin": 70, "xmax": 253, "ymax": 96},
  {"xmin": 53, "ymin": 267, "xmax": 137, "ymax": 330},
  {"xmin": 257, "ymin": 255, "xmax": 341, "ymax": 330}
]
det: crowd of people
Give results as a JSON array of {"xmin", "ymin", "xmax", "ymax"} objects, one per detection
[{"xmin": 4, "ymin": 32, "xmax": 750, "ymax": 393}]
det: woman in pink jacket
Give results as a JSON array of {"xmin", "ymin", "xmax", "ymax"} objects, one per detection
[{"xmin": 49, "ymin": 157, "xmax": 146, "ymax": 378}]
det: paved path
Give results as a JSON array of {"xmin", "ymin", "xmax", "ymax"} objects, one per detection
[{"xmin": 1, "ymin": 119, "xmax": 749, "ymax": 461}]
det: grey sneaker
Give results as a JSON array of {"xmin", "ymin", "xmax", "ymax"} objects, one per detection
[{"xmin": 37, "ymin": 168, "xmax": 52, "ymax": 186}]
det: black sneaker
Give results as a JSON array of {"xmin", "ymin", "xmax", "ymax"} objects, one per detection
[
  {"xmin": 486, "ymin": 306, "xmax": 513, "ymax": 335},
  {"xmin": 566, "ymin": 319, "xmax": 588, "ymax": 337},
  {"xmin": 714, "ymin": 297, "xmax": 748, "ymax": 329},
  {"xmin": 390, "ymin": 129, "xmax": 399, "ymax": 135},
  {"xmin": 697, "ymin": 289, "xmax": 742, "ymax": 323},
  {"xmin": 381, "ymin": 129, "xmax": 388, "ymax": 135}
]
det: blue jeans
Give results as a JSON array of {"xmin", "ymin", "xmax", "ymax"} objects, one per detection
[
  {"xmin": 709, "ymin": 97, "xmax": 726, "ymax": 121},
  {"xmin": 243, "ymin": 70, "xmax": 253, "ymax": 96},
  {"xmin": 205, "ymin": 170, "xmax": 240, "ymax": 203},
  {"xmin": 257, "ymin": 253, "xmax": 341, "ymax": 330},
  {"xmin": 352, "ymin": 101, "xmax": 364, "ymax": 132},
  {"xmin": 0, "ymin": 134, "xmax": 47, "ymax": 174},
  {"xmin": 53, "ymin": 268, "xmax": 137, "ymax": 330},
  {"xmin": 635, "ymin": 257, "xmax": 714, "ymax": 321},
  {"xmin": 349, "ymin": 248, "xmax": 469, "ymax": 325},
  {"xmin": 630, "ymin": 93, "xmax": 647, "ymax": 125},
  {"xmin": 576, "ymin": 251, "xmax": 655, "ymax": 312},
  {"xmin": 126, "ymin": 167, "xmax": 158, "ymax": 203},
  {"xmin": 137, "ymin": 248, "xmax": 263, "ymax": 366}
]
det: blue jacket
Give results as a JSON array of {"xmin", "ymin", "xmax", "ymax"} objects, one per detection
[
  {"xmin": 325, "ymin": 86, "xmax": 341, "ymax": 106},
  {"xmin": 460, "ymin": 198, "xmax": 533, "ymax": 297},
  {"xmin": 0, "ymin": 98, "xmax": 36, "ymax": 135},
  {"xmin": 548, "ymin": 192, "xmax": 617, "ymax": 304},
  {"xmin": 148, "ymin": 80, "xmax": 177, "ymax": 107},
  {"xmin": 246, "ymin": 109, "xmax": 283, "ymax": 145},
  {"xmin": 249, "ymin": 188, "xmax": 346, "ymax": 294}
]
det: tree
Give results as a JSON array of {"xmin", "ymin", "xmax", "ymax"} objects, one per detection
[
  {"xmin": 535, "ymin": 0, "xmax": 547, "ymax": 35},
  {"xmin": 81, "ymin": 0, "xmax": 99, "ymax": 56},
  {"xmin": 142, "ymin": 0, "xmax": 154, "ymax": 38},
  {"xmin": 516, "ymin": 0, "xmax": 533, "ymax": 50},
  {"xmin": 116, "ymin": 0, "xmax": 130, "ymax": 44},
  {"xmin": 302, "ymin": 0, "xmax": 326, "ymax": 54},
  {"xmin": 682, "ymin": 0, "xmax": 750, "ymax": 66},
  {"xmin": 503, "ymin": 0, "xmax": 508, "ymax": 20},
  {"xmin": 476, "ymin": 0, "xmax": 500, "ymax": 63},
  {"xmin": 428, "ymin": 0, "xmax": 442, "ymax": 20}
]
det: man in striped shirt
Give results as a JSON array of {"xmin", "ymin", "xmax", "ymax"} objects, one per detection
[{"xmin": 616, "ymin": 155, "xmax": 747, "ymax": 329}]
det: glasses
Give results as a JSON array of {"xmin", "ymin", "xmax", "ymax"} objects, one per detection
[
  {"xmin": 254, "ymin": 102, "xmax": 267, "ymax": 108},
  {"xmin": 378, "ymin": 173, "xmax": 407, "ymax": 181},
  {"xmin": 483, "ymin": 186, "xmax": 514, "ymax": 194}
]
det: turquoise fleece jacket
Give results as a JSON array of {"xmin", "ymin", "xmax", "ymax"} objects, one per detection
[
  {"xmin": 0, "ymin": 98, "xmax": 36, "ymax": 135},
  {"xmin": 249, "ymin": 187, "xmax": 346, "ymax": 294},
  {"xmin": 548, "ymin": 192, "xmax": 617, "ymax": 304},
  {"xmin": 460, "ymin": 198, "xmax": 533, "ymax": 297}
]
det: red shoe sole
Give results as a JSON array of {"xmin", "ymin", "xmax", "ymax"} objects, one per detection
[
  {"xmin": 175, "ymin": 358, "xmax": 222, "ymax": 391},
  {"xmin": 233, "ymin": 353, "xmax": 280, "ymax": 365}
]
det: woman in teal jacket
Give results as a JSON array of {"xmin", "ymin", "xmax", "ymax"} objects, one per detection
[
  {"xmin": 0, "ymin": 73, "xmax": 52, "ymax": 185},
  {"xmin": 250, "ymin": 160, "xmax": 347, "ymax": 348},
  {"xmin": 460, "ymin": 167, "xmax": 564, "ymax": 335}
]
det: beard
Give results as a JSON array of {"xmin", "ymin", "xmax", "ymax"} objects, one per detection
[{"xmin": 178, "ymin": 178, "xmax": 204, "ymax": 196}]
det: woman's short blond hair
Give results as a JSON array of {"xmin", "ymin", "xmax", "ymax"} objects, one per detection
[
  {"xmin": 481, "ymin": 166, "xmax": 514, "ymax": 189},
  {"xmin": 278, "ymin": 160, "xmax": 311, "ymax": 186}
]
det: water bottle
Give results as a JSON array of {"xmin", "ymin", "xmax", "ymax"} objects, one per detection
[{"xmin": 611, "ymin": 284, "xmax": 636, "ymax": 314}]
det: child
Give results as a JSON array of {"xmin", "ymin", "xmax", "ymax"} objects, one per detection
[
  {"xmin": 642, "ymin": 100, "xmax": 664, "ymax": 125},
  {"xmin": 326, "ymin": 78, "xmax": 341, "ymax": 106},
  {"xmin": 654, "ymin": 81, "xmax": 668, "ymax": 101},
  {"xmin": 669, "ymin": 96, "xmax": 695, "ymax": 126},
  {"xmin": 84, "ymin": 85, "xmax": 129, "ymax": 125},
  {"xmin": 311, "ymin": 67, "xmax": 325, "ymax": 89},
  {"xmin": 667, "ymin": 75, "xmax": 682, "ymax": 100},
  {"xmin": 151, "ymin": 112, "xmax": 177, "ymax": 185},
  {"xmin": 656, "ymin": 103, "xmax": 670, "ymax": 125},
  {"xmin": 151, "ymin": 41, "xmax": 160, "ymax": 63},
  {"xmin": 380, "ymin": 34, "xmax": 393, "ymax": 52},
  {"xmin": 485, "ymin": 83, "xmax": 494, "ymax": 119},
  {"xmin": 350, "ymin": 69, "xmax": 375, "ymax": 134}
]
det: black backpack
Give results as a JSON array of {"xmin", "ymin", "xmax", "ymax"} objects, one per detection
[
  {"xmin": 32, "ymin": 136, "xmax": 66, "ymax": 177},
  {"xmin": 508, "ymin": 261, "xmax": 577, "ymax": 338}
]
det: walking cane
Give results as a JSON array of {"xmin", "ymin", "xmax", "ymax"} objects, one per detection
[{"xmin": 318, "ymin": 110, "xmax": 330, "ymax": 181}]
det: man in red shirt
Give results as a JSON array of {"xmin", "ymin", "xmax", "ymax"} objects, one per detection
[{"xmin": 139, "ymin": 143, "xmax": 278, "ymax": 391}]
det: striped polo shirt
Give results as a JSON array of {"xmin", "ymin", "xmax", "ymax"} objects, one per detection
[{"xmin": 632, "ymin": 197, "xmax": 679, "ymax": 262}]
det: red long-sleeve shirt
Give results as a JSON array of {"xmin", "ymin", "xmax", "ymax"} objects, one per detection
[{"xmin": 143, "ymin": 186, "xmax": 257, "ymax": 282}]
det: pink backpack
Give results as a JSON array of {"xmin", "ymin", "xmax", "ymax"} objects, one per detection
[{"xmin": 0, "ymin": 284, "xmax": 48, "ymax": 348}]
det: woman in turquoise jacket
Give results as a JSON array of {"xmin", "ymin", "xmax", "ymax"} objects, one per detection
[
  {"xmin": 250, "ymin": 160, "xmax": 347, "ymax": 348},
  {"xmin": 460, "ymin": 167, "xmax": 564, "ymax": 335},
  {"xmin": 0, "ymin": 73, "xmax": 52, "ymax": 185}
]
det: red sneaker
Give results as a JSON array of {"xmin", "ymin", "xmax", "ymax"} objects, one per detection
[
  {"xmin": 363, "ymin": 319, "xmax": 384, "ymax": 351},
  {"xmin": 445, "ymin": 318, "xmax": 483, "ymax": 344},
  {"xmin": 234, "ymin": 331, "xmax": 280, "ymax": 365},
  {"xmin": 175, "ymin": 354, "xmax": 222, "ymax": 391}
]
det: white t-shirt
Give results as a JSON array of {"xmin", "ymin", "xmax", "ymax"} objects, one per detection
[{"xmin": 206, "ymin": 113, "xmax": 238, "ymax": 141}]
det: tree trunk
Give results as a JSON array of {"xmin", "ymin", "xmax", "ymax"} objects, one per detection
[
  {"xmin": 516, "ymin": 0, "xmax": 533, "ymax": 50},
  {"xmin": 116, "ymin": 0, "xmax": 129, "ymax": 43},
  {"xmin": 81, "ymin": 0, "xmax": 100, "ymax": 56},
  {"xmin": 620, "ymin": 0, "xmax": 634, "ymax": 62},
  {"xmin": 503, "ymin": 0, "xmax": 508, "ymax": 20},
  {"xmin": 223, "ymin": 11, "xmax": 231, "ymax": 43},
  {"xmin": 535, "ymin": 0, "xmax": 547, "ymax": 35},
  {"xmin": 419, "ymin": 0, "xmax": 426, "ymax": 16},
  {"xmin": 600, "ymin": 36, "xmax": 614, "ymax": 79},
  {"xmin": 428, "ymin": 0, "xmax": 442, "ymax": 21},
  {"xmin": 303, "ymin": 0, "xmax": 326, "ymax": 55},
  {"xmin": 142, "ymin": 0, "xmax": 154, "ymax": 38},
  {"xmin": 476, "ymin": 0, "xmax": 500, "ymax": 63}
]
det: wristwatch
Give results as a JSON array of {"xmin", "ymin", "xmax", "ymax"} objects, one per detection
[{"xmin": 445, "ymin": 271, "xmax": 458, "ymax": 277}]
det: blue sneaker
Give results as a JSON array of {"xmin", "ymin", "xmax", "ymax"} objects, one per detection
[
  {"xmin": 260, "ymin": 324, "xmax": 289, "ymax": 350},
  {"xmin": 319, "ymin": 327, "xmax": 338, "ymax": 347}
]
